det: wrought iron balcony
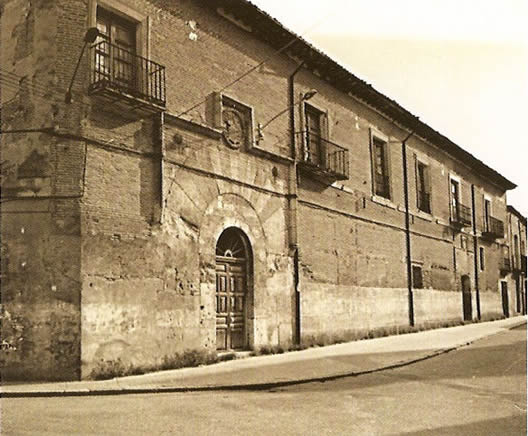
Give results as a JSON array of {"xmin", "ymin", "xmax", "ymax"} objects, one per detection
[
  {"xmin": 512, "ymin": 254, "xmax": 527, "ymax": 273},
  {"xmin": 450, "ymin": 203, "xmax": 472, "ymax": 228},
  {"xmin": 417, "ymin": 191, "xmax": 431, "ymax": 214},
  {"xmin": 89, "ymin": 41, "xmax": 166, "ymax": 111},
  {"xmin": 499, "ymin": 256, "xmax": 511, "ymax": 274},
  {"xmin": 298, "ymin": 132, "xmax": 349, "ymax": 182},
  {"xmin": 482, "ymin": 216, "xmax": 504, "ymax": 240},
  {"xmin": 374, "ymin": 173, "xmax": 390, "ymax": 199}
]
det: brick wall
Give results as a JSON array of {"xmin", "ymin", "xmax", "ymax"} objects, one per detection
[{"xmin": 1, "ymin": 0, "xmax": 517, "ymax": 379}]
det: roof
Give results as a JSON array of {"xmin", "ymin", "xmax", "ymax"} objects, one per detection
[
  {"xmin": 206, "ymin": 0, "xmax": 517, "ymax": 191},
  {"xmin": 507, "ymin": 205, "xmax": 527, "ymax": 224}
]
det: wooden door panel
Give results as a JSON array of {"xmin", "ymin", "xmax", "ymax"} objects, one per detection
[{"xmin": 216, "ymin": 258, "xmax": 248, "ymax": 350}]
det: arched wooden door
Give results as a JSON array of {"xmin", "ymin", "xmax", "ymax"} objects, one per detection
[{"xmin": 215, "ymin": 228, "xmax": 251, "ymax": 351}]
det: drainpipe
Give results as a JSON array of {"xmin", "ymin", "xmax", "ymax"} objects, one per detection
[
  {"xmin": 157, "ymin": 112, "xmax": 165, "ymax": 224},
  {"xmin": 402, "ymin": 131, "xmax": 415, "ymax": 327},
  {"xmin": 471, "ymin": 184, "xmax": 481, "ymax": 319},
  {"xmin": 288, "ymin": 61, "xmax": 304, "ymax": 345}
]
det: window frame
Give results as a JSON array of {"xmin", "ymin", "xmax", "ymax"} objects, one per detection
[
  {"xmin": 369, "ymin": 129, "xmax": 391, "ymax": 200},
  {"xmin": 88, "ymin": 0, "xmax": 149, "ymax": 58},
  {"xmin": 415, "ymin": 158, "xmax": 432, "ymax": 214},
  {"xmin": 449, "ymin": 175, "xmax": 461, "ymax": 221},
  {"xmin": 483, "ymin": 196, "xmax": 492, "ymax": 232},
  {"xmin": 302, "ymin": 102, "xmax": 328, "ymax": 166},
  {"xmin": 412, "ymin": 264, "xmax": 424, "ymax": 289}
]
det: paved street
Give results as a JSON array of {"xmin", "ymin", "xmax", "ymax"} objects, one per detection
[{"xmin": 1, "ymin": 324, "xmax": 525, "ymax": 435}]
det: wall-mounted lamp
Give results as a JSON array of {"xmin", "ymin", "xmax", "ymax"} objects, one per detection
[
  {"xmin": 65, "ymin": 27, "xmax": 100, "ymax": 104},
  {"xmin": 256, "ymin": 89, "xmax": 317, "ymax": 143}
]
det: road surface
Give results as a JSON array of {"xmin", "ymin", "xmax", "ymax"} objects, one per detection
[{"xmin": 1, "ymin": 324, "xmax": 525, "ymax": 435}]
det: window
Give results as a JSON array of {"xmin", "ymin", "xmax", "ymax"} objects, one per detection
[
  {"xmin": 450, "ymin": 179, "xmax": 460, "ymax": 219},
  {"xmin": 416, "ymin": 161, "xmax": 431, "ymax": 213},
  {"xmin": 95, "ymin": 9, "xmax": 137, "ymax": 91},
  {"xmin": 221, "ymin": 95, "xmax": 253, "ymax": 149},
  {"xmin": 412, "ymin": 265, "xmax": 424, "ymax": 289},
  {"xmin": 479, "ymin": 247, "xmax": 485, "ymax": 271},
  {"xmin": 484, "ymin": 198, "xmax": 491, "ymax": 232},
  {"xmin": 514, "ymin": 235, "xmax": 519, "ymax": 267},
  {"xmin": 371, "ymin": 135, "xmax": 390, "ymax": 199},
  {"xmin": 304, "ymin": 105, "xmax": 325, "ymax": 165}
]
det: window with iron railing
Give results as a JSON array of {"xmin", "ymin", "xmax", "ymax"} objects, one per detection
[
  {"xmin": 89, "ymin": 9, "xmax": 166, "ymax": 106},
  {"xmin": 299, "ymin": 131, "xmax": 349, "ymax": 179},
  {"xmin": 90, "ymin": 41, "xmax": 166, "ymax": 106},
  {"xmin": 482, "ymin": 215, "xmax": 504, "ymax": 239},
  {"xmin": 451, "ymin": 203, "xmax": 472, "ymax": 227}
]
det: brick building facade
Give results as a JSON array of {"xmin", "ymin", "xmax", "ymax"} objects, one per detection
[
  {"xmin": 503, "ymin": 206, "xmax": 527, "ymax": 316},
  {"xmin": 0, "ymin": 0, "xmax": 523, "ymax": 380}
]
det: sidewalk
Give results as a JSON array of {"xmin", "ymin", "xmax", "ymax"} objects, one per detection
[{"xmin": 2, "ymin": 316, "xmax": 525, "ymax": 397}]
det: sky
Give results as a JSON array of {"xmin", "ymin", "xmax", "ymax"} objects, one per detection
[{"xmin": 252, "ymin": 0, "xmax": 528, "ymax": 217}]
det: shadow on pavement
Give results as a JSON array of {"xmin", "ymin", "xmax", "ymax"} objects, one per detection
[
  {"xmin": 394, "ymin": 414, "xmax": 526, "ymax": 436},
  {"xmin": 274, "ymin": 330, "xmax": 526, "ymax": 393}
]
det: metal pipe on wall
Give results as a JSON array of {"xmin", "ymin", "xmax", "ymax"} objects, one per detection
[
  {"xmin": 471, "ymin": 184, "xmax": 481, "ymax": 319},
  {"xmin": 288, "ymin": 61, "xmax": 304, "ymax": 344},
  {"xmin": 402, "ymin": 131, "xmax": 415, "ymax": 327}
]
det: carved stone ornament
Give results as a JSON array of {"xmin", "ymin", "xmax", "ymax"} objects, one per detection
[{"xmin": 222, "ymin": 107, "xmax": 246, "ymax": 149}]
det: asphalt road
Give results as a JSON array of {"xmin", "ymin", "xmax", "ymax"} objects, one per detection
[{"xmin": 1, "ymin": 324, "xmax": 526, "ymax": 435}]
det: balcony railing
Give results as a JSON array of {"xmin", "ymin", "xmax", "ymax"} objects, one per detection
[
  {"xmin": 499, "ymin": 256, "xmax": 511, "ymax": 273},
  {"xmin": 417, "ymin": 191, "xmax": 431, "ymax": 214},
  {"xmin": 89, "ymin": 41, "xmax": 166, "ymax": 109},
  {"xmin": 298, "ymin": 132, "xmax": 349, "ymax": 181},
  {"xmin": 374, "ymin": 173, "xmax": 390, "ymax": 199},
  {"xmin": 482, "ymin": 216, "xmax": 504, "ymax": 239},
  {"xmin": 450, "ymin": 203, "xmax": 472, "ymax": 228}
]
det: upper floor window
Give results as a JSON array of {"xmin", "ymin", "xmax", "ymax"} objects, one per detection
[
  {"xmin": 416, "ymin": 161, "xmax": 431, "ymax": 214},
  {"xmin": 371, "ymin": 134, "xmax": 390, "ymax": 199},
  {"xmin": 95, "ymin": 9, "xmax": 137, "ymax": 90},
  {"xmin": 483, "ymin": 198, "xmax": 491, "ymax": 232},
  {"xmin": 304, "ymin": 104, "xmax": 326, "ymax": 165},
  {"xmin": 479, "ymin": 246, "xmax": 485, "ymax": 271},
  {"xmin": 450, "ymin": 178, "xmax": 460, "ymax": 218}
]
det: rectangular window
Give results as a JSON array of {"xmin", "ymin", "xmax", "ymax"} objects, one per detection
[
  {"xmin": 484, "ymin": 199, "xmax": 491, "ymax": 232},
  {"xmin": 304, "ymin": 105, "xmax": 325, "ymax": 165},
  {"xmin": 416, "ymin": 161, "xmax": 431, "ymax": 213},
  {"xmin": 412, "ymin": 265, "xmax": 424, "ymax": 289},
  {"xmin": 450, "ymin": 179, "xmax": 460, "ymax": 219},
  {"xmin": 372, "ymin": 136, "xmax": 390, "ymax": 199},
  {"xmin": 95, "ymin": 8, "xmax": 137, "ymax": 90},
  {"xmin": 479, "ymin": 247, "xmax": 485, "ymax": 271}
]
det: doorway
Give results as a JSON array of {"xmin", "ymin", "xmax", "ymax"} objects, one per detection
[
  {"xmin": 215, "ymin": 227, "xmax": 252, "ymax": 351},
  {"xmin": 501, "ymin": 281, "xmax": 509, "ymax": 318},
  {"xmin": 461, "ymin": 275, "xmax": 472, "ymax": 321}
]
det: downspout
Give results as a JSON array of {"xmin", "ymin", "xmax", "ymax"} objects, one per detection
[
  {"xmin": 402, "ymin": 131, "xmax": 415, "ymax": 327},
  {"xmin": 157, "ymin": 112, "xmax": 165, "ymax": 224},
  {"xmin": 471, "ymin": 184, "xmax": 481, "ymax": 319},
  {"xmin": 288, "ymin": 61, "xmax": 304, "ymax": 345}
]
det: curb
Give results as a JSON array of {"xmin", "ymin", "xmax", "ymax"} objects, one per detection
[
  {"xmin": 3, "ymin": 319, "xmax": 525, "ymax": 398},
  {"xmin": 0, "ymin": 346, "xmax": 460, "ymax": 398}
]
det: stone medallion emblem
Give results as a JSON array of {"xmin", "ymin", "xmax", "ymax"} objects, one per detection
[{"xmin": 222, "ymin": 107, "xmax": 246, "ymax": 149}]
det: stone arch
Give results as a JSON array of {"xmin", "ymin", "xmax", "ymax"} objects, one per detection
[{"xmin": 198, "ymin": 193, "xmax": 268, "ymax": 350}]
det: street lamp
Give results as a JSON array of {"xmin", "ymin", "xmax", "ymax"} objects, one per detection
[
  {"xmin": 256, "ymin": 89, "xmax": 317, "ymax": 143},
  {"xmin": 65, "ymin": 27, "xmax": 100, "ymax": 103}
]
